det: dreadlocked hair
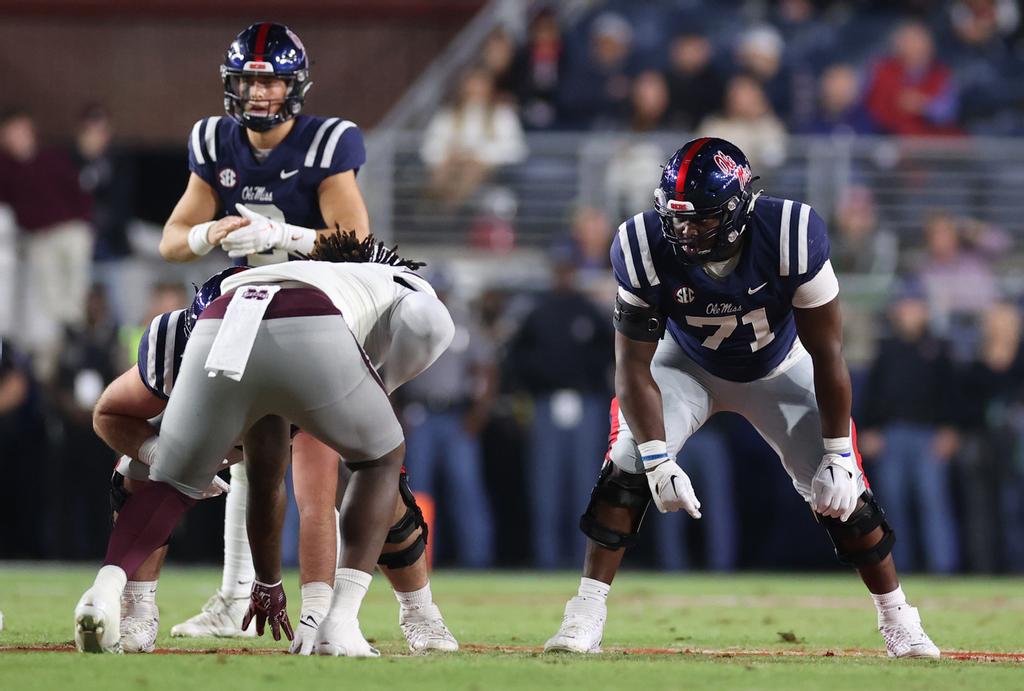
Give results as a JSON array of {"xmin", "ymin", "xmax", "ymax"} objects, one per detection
[{"xmin": 303, "ymin": 228, "xmax": 426, "ymax": 270}]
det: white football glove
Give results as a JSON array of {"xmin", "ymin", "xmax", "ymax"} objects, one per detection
[
  {"xmin": 644, "ymin": 458, "xmax": 702, "ymax": 518},
  {"xmin": 811, "ymin": 451, "xmax": 860, "ymax": 522},
  {"xmin": 221, "ymin": 203, "xmax": 317, "ymax": 258},
  {"xmin": 290, "ymin": 583, "xmax": 332, "ymax": 655}
]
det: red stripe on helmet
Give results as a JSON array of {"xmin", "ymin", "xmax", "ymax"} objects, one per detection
[
  {"xmin": 253, "ymin": 22, "xmax": 272, "ymax": 61},
  {"xmin": 674, "ymin": 137, "xmax": 712, "ymax": 201}
]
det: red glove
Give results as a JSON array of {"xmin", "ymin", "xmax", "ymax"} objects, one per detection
[{"xmin": 242, "ymin": 580, "xmax": 294, "ymax": 642}]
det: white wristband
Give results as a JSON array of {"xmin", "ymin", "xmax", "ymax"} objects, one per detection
[
  {"xmin": 638, "ymin": 440, "xmax": 669, "ymax": 469},
  {"xmin": 188, "ymin": 221, "xmax": 215, "ymax": 256},
  {"xmin": 138, "ymin": 435, "xmax": 159, "ymax": 466},
  {"xmin": 823, "ymin": 437, "xmax": 852, "ymax": 454}
]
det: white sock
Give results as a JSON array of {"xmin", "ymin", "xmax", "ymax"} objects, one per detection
[
  {"xmin": 395, "ymin": 582, "xmax": 432, "ymax": 610},
  {"xmin": 94, "ymin": 565, "xmax": 127, "ymax": 594},
  {"xmin": 221, "ymin": 464, "xmax": 255, "ymax": 599},
  {"xmin": 329, "ymin": 568, "xmax": 372, "ymax": 620},
  {"xmin": 871, "ymin": 584, "xmax": 908, "ymax": 613},
  {"xmin": 123, "ymin": 580, "xmax": 159, "ymax": 618},
  {"xmin": 300, "ymin": 581, "xmax": 333, "ymax": 620},
  {"xmin": 578, "ymin": 577, "xmax": 611, "ymax": 604}
]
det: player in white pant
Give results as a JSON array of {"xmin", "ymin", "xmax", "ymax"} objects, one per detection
[{"xmin": 545, "ymin": 137, "xmax": 939, "ymax": 659}]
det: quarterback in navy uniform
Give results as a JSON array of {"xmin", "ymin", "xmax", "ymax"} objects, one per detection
[
  {"xmin": 152, "ymin": 23, "xmax": 455, "ymax": 653},
  {"xmin": 544, "ymin": 138, "xmax": 940, "ymax": 659}
]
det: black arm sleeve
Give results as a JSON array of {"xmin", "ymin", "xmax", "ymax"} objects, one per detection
[{"xmin": 612, "ymin": 292, "xmax": 665, "ymax": 343}]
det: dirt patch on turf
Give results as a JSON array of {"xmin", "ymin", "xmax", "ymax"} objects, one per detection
[{"xmin": 4, "ymin": 643, "xmax": 1023, "ymax": 662}]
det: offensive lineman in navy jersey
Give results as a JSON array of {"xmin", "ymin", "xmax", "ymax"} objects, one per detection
[
  {"xmin": 545, "ymin": 138, "xmax": 940, "ymax": 659},
  {"xmin": 151, "ymin": 23, "xmax": 456, "ymax": 653}
]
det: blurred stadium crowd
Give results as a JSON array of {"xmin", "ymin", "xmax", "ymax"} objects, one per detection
[{"xmin": 2, "ymin": 0, "xmax": 1024, "ymax": 574}]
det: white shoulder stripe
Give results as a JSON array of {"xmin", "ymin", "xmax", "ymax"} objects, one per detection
[
  {"xmin": 190, "ymin": 120, "xmax": 205, "ymax": 165},
  {"xmin": 617, "ymin": 222, "xmax": 641, "ymax": 289},
  {"xmin": 797, "ymin": 203, "xmax": 810, "ymax": 275},
  {"xmin": 304, "ymin": 117, "xmax": 340, "ymax": 167},
  {"xmin": 163, "ymin": 310, "xmax": 180, "ymax": 395},
  {"xmin": 146, "ymin": 315, "xmax": 160, "ymax": 391},
  {"xmin": 320, "ymin": 120, "xmax": 356, "ymax": 168},
  {"xmin": 632, "ymin": 214, "xmax": 660, "ymax": 287},
  {"xmin": 204, "ymin": 116, "xmax": 221, "ymax": 164},
  {"xmin": 779, "ymin": 199, "xmax": 793, "ymax": 276}
]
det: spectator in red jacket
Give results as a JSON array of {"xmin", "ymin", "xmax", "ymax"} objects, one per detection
[{"xmin": 865, "ymin": 21, "xmax": 962, "ymax": 136}]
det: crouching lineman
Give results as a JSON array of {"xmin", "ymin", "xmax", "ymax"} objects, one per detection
[
  {"xmin": 76, "ymin": 231, "xmax": 454, "ymax": 655},
  {"xmin": 544, "ymin": 138, "xmax": 940, "ymax": 659}
]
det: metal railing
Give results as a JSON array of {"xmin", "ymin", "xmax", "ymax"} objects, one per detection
[{"xmin": 361, "ymin": 133, "xmax": 1024, "ymax": 252}]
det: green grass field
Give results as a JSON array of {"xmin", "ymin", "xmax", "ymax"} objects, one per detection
[{"xmin": 1, "ymin": 565, "xmax": 1022, "ymax": 690}]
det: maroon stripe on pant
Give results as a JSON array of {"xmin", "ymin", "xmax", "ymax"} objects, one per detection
[
  {"xmin": 104, "ymin": 481, "xmax": 195, "ymax": 577},
  {"xmin": 199, "ymin": 286, "xmax": 341, "ymax": 321}
]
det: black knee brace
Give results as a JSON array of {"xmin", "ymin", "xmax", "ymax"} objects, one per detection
[
  {"xmin": 817, "ymin": 491, "xmax": 896, "ymax": 567},
  {"xmin": 377, "ymin": 472, "xmax": 429, "ymax": 569},
  {"xmin": 579, "ymin": 461, "xmax": 652, "ymax": 550}
]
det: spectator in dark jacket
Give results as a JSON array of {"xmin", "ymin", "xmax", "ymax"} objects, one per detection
[{"xmin": 859, "ymin": 282, "xmax": 960, "ymax": 573}]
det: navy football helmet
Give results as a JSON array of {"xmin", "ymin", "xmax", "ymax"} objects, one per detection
[
  {"xmin": 183, "ymin": 266, "xmax": 250, "ymax": 337},
  {"xmin": 654, "ymin": 137, "xmax": 759, "ymax": 264},
  {"xmin": 221, "ymin": 22, "xmax": 312, "ymax": 132}
]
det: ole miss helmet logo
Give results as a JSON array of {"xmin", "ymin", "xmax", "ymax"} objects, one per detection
[{"xmin": 713, "ymin": 151, "xmax": 753, "ymax": 190}]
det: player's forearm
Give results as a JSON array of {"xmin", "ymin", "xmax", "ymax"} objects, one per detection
[
  {"xmin": 247, "ymin": 478, "xmax": 287, "ymax": 583},
  {"xmin": 615, "ymin": 366, "xmax": 666, "ymax": 445},
  {"xmin": 811, "ymin": 351, "xmax": 853, "ymax": 439},
  {"xmin": 160, "ymin": 221, "xmax": 206, "ymax": 262},
  {"xmin": 93, "ymin": 410, "xmax": 159, "ymax": 459}
]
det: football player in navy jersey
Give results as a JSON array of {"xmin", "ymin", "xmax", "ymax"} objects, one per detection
[
  {"xmin": 544, "ymin": 137, "xmax": 940, "ymax": 659},
  {"xmin": 153, "ymin": 22, "xmax": 456, "ymax": 653}
]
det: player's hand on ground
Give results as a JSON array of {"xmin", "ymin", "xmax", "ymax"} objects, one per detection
[
  {"xmin": 242, "ymin": 580, "xmax": 294, "ymax": 642},
  {"xmin": 207, "ymin": 215, "xmax": 250, "ymax": 247},
  {"xmin": 645, "ymin": 459, "xmax": 702, "ymax": 518},
  {"xmin": 221, "ymin": 204, "xmax": 286, "ymax": 257},
  {"xmin": 289, "ymin": 609, "xmax": 324, "ymax": 655},
  {"xmin": 811, "ymin": 452, "xmax": 860, "ymax": 522}
]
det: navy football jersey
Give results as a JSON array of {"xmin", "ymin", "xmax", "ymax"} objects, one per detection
[
  {"xmin": 136, "ymin": 309, "xmax": 188, "ymax": 400},
  {"xmin": 187, "ymin": 114, "xmax": 366, "ymax": 265},
  {"xmin": 611, "ymin": 195, "xmax": 831, "ymax": 382}
]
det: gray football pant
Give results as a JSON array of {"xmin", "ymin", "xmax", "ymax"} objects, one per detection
[
  {"xmin": 609, "ymin": 338, "xmax": 866, "ymax": 504},
  {"xmin": 149, "ymin": 315, "xmax": 404, "ymax": 499}
]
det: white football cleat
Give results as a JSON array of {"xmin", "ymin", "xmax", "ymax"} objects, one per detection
[
  {"xmin": 75, "ymin": 587, "xmax": 123, "ymax": 654},
  {"xmin": 544, "ymin": 596, "xmax": 606, "ymax": 654},
  {"xmin": 314, "ymin": 614, "xmax": 380, "ymax": 657},
  {"xmin": 120, "ymin": 615, "xmax": 158, "ymax": 653},
  {"xmin": 400, "ymin": 603, "xmax": 459, "ymax": 653},
  {"xmin": 879, "ymin": 605, "xmax": 941, "ymax": 659},
  {"xmin": 170, "ymin": 590, "xmax": 255, "ymax": 638}
]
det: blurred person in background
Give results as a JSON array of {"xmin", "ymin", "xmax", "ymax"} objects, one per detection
[
  {"xmin": 733, "ymin": 24, "xmax": 796, "ymax": 126},
  {"xmin": 421, "ymin": 66, "xmax": 527, "ymax": 212},
  {"xmin": 864, "ymin": 21, "xmax": 961, "ymax": 136},
  {"xmin": 73, "ymin": 104, "xmax": 136, "ymax": 324},
  {"xmin": 604, "ymin": 70, "xmax": 671, "ymax": 221},
  {"xmin": 916, "ymin": 210, "xmax": 1006, "ymax": 335},
  {"xmin": 801, "ymin": 63, "xmax": 878, "ymax": 135},
  {"xmin": 665, "ymin": 30, "xmax": 724, "ymax": 131},
  {"xmin": 510, "ymin": 6, "xmax": 564, "ymax": 130},
  {"xmin": 953, "ymin": 301, "xmax": 1024, "ymax": 572},
  {"xmin": 698, "ymin": 74, "xmax": 787, "ymax": 169},
  {"xmin": 400, "ymin": 272, "xmax": 497, "ymax": 568},
  {"xmin": 0, "ymin": 337, "xmax": 43, "ymax": 558},
  {"xmin": 507, "ymin": 250, "xmax": 613, "ymax": 569},
  {"xmin": 557, "ymin": 12, "xmax": 634, "ymax": 130},
  {"xmin": 830, "ymin": 185, "xmax": 899, "ymax": 279},
  {"xmin": 479, "ymin": 27, "xmax": 518, "ymax": 102},
  {"xmin": 118, "ymin": 282, "xmax": 189, "ymax": 370},
  {"xmin": 49, "ymin": 285, "xmax": 122, "ymax": 559},
  {"xmin": 0, "ymin": 108, "xmax": 94, "ymax": 382},
  {"xmin": 858, "ymin": 283, "xmax": 960, "ymax": 573}
]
